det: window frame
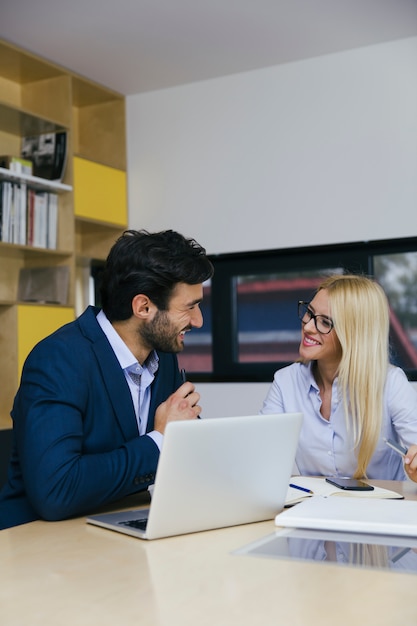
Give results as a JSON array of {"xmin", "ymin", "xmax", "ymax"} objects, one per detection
[{"xmin": 194, "ymin": 237, "xmax": 417, "ymax": 383}]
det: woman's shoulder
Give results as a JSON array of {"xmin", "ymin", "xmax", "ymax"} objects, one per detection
[
  {"xmin": 384, "ymin": 366, "xmax": 417, "ymax": 413},
  {"xmin": 384, "ymin": 366, "xmax": 417, "ymax": 402},
  {"xmin": 386, "ymin": 364, "xmax": 414, "ymax": 387}
]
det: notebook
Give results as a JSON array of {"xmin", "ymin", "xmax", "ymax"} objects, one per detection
[
  {"xmin": 285, "ymin": 476, "xmax": 403, "ymax": 506},
  {"xmin": 275, "ymin": 495, "xmax": 417, "ymax": 537},
  {"xmin": 87, "ymin": 412, "xmax": 303, "ymax": 540}
]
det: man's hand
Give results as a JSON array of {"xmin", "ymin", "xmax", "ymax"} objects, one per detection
[{"xmin": 154, "ymin": 382, "xmax": 201, "ymax": 434}]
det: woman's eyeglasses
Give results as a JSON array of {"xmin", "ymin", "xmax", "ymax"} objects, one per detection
[{"xmin": 298, "ymin": 301, "xmax": 334, "ymax": 335}]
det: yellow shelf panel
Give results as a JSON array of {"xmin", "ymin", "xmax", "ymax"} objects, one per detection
[
  {"xmin": 17, "ymin": 305, "xmax": 75, "ymax": 375},
  {"xmin": 73, "ymin": 156, "xmax": 127, "ymax": 226}
]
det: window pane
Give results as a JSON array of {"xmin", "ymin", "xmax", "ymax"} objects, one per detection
[
  {"xmin": 374, "ymin": 252, "xmax": 417, "ymax": 369},
  {"xmin": 178, "ymin": 282, "xmax": 212, "ymax": 372},
  {"xmin": 236, "ymin": 269, "xmax": 343, "ymax": 363}
]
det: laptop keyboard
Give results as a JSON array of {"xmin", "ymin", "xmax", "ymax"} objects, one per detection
[{"xmin": 118, "ymin": 518, "xmax": 148, "ymax": 531}]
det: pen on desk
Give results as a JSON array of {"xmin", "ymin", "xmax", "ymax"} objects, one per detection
[
  {"xmin": 384, "ymin": 437, "xmax": 408, "ymax": 457},
  {"xmin": 289, "ymin": 483, "xmax": 314, "ymax": 495}
]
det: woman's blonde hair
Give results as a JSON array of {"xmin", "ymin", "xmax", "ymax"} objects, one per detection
[{"xmin": 316, "ymin": 274, "xmax": 390, "ymax": 478}]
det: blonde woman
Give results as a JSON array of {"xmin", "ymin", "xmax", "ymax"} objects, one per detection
[{"xmin": 261, "ymin": 274, "xmax": 417, "ymax": 482}]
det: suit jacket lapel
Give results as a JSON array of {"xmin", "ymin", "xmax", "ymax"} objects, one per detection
[
  {"xmin": 79, "ymin": 307, "xmax": 139, "ymax": 441},
  {"xmin": 93, "ymin": 339, "xmax": 139, "ymax": 440}
]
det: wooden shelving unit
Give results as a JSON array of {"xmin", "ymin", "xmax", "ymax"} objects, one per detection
[{"xmin": 0, "ymin": 40, "xmax": 127, "ymax": 428}]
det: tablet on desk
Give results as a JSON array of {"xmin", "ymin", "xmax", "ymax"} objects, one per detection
[{"xmin": 275, "ymin": 496, "xmax": 417, "ymax": 537}]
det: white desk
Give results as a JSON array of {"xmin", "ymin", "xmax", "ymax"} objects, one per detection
[{"xmin": 1, "ymin": 480, "xmax": 417, "ymax": 626}]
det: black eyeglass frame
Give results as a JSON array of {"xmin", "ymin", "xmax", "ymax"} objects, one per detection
[{"xmin": 298, "ymin": 301, "xmax": 334, "ymax": 335}]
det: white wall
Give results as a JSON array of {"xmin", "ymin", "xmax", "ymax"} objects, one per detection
[
  {"xmin": 197, "ymin": 382, "xmax": 417, "ymax": 419},
  {"xmin": 126, "ymin": 36, "xmax": 417, "ymax": 414},
  {"xmin": 196, "ymin": 383, "xmax": 269, "ymax": 419},
  {"xmin": 127, "ymin": 36, "xmax": 417, "ymax": 255}
]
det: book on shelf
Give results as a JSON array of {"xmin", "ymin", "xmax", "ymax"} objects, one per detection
[
  {"xmin": 32, "ymin": 190, "xmax": 48, "ymax": 248},
  {"xmin": 17, "ymin": 181, "xmax": 27, "ymax": 246},
  {"xmin": 285, "ymin": 476, "xmax": 403, "ymax": 507},
  {"xmin": 1, "ymin": 181, "xmax": 58, "ymax": 249},
  {"xmin": 28, "ymin": 190, "xmax": 58, "ymax": 249},
  {"xmin": 0, "ymin": 180, "xmax": 12, "ymax": 242},
  {"xmin": 21, "ymin": 131, "xmax": 67, "ymax": 182},
  {"xmin": 47, "ymin": 193, "xmax": 58, "ymax": 249},
  {"xmin": 26, "ymin": 188, "xmax": 35, "ymax": 247},
  {"xmin": 0, "ymin": 155, "xmax": 33, "ymax": 176},
  {"xmin": 2, "ymin": 180, "xmax": 28, "ymax": 246}
]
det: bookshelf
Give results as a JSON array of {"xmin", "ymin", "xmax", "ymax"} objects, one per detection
[{"xmin": 0, "ymin": 40, "xmax": 127, "ymax": 428}]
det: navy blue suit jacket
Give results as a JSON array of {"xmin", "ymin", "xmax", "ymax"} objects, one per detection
[{"xmin": 0, "ymin": 306, "xmax": 182, "ymax": 529}]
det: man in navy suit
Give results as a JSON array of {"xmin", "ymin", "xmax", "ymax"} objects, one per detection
[{"xmin": 0, "ymin": 230, "xmax": 214, "ymax": 529}]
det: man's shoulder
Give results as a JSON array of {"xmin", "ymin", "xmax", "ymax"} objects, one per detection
[
  {"xmin": 29, "ymin": 306, "xmax": 101, "ymax": 356},
  {"xmin": 45, "ymin": 306, "xmax": 99, "ymax": 338},
  {"xmin": 75, "ymin": 305, "xmax": 103, "ymax": 338}
]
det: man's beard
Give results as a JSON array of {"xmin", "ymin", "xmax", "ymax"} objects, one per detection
[{"xmin": 139, "ymin": 309, "xmax": 188, "ymax": 353}]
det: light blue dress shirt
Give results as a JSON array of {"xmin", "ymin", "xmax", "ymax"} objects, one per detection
[
  {"xmin": 261, "ymin": 362, "xmax": 417, "ymax": 480},
  {"xmin": 96, "ymin": 310, "xmax": 163, "ymax": 449}
]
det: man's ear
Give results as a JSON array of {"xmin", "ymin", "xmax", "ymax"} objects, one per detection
[{"xmin": 132, "ymin": 294, "xmax": 155, "ymax": 319}]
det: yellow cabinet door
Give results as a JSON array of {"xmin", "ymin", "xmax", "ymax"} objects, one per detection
[
  {"xmin": 17, "ymin": 305, "xmax": 75, "ymax": 376},
  {"xmin": 73, "ymin": 156, "xmax": 127, "ymax": 226}
]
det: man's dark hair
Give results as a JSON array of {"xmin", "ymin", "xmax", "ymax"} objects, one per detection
[{"xmin": 100, "ymin": 229, "xmax": 214, "ymax": 321}]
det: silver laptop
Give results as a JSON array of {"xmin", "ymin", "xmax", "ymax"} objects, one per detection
[{"xmin": 87, "ymin": 412, "xmax": 303, "ymax": 540}]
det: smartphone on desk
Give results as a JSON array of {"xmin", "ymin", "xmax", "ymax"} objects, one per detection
[{"xmin": 325, "ymin": 477, "xmax": 374, "ymax": 491}]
